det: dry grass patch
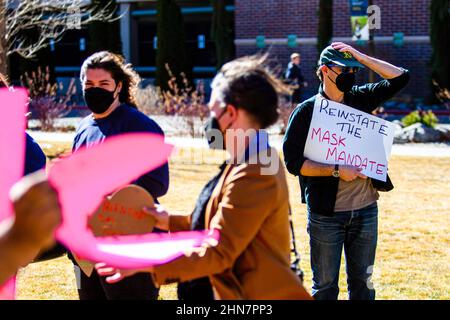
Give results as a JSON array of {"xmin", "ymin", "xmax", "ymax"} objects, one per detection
[{"xmin": 16, "ymin": 142, "xmax": 450, "ymax": 300}]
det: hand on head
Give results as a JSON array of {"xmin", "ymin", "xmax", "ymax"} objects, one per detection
[{"xmin": 331, "ymin": 42, "xmax": 364, "ymax": 61}]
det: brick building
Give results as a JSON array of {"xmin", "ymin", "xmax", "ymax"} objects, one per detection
[
  {"xmin": 31, "ymin": 0, "xmax": 431, "ymax": 99},
  {"xmin": 234, "ymin": 0, "xmax": 432, "ymax": 99}
]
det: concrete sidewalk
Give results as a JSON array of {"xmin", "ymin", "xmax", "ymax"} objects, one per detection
[{"xmin": 27, "ymin": 130, "xmax": 450, "ymax": 158}]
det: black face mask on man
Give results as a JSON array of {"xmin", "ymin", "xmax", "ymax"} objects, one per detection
[
  {"xmin": 83, "ymin": 85, "xmax": 118, "ymax": 114},
  {"xmin": 204, "ymin": 109, "xmax": 229, "ymax": 150},
  {"xmin": 327, "ymin": 67, "xmax": 356, "ymax": 93}
]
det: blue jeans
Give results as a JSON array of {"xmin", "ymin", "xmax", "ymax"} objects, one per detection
[{"xmin": 307, "ymin": 202, "xmax": 378, "ymax": 300}]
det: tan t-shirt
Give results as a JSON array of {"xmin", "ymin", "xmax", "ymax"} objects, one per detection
[{"xmin": 334, "ymin": 178, "xmax": 379, "ymax": 212}]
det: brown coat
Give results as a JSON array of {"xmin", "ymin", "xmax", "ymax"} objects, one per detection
[{"xmin": 152, "ymin": 149, "xmax": 312, "ymax": 300}]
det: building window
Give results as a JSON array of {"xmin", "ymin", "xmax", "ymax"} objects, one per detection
[{"xmin": 131, "ymin": 0, "xmax": 235, "ymax": 76}]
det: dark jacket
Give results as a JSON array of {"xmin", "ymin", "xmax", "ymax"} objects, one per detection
[
  {"xmin": 285, "ymin": 62, "xmax": 305, "ymax": 85},
  {"xmin": 72, "ymin": 104, "xmax": 169, "ymax": 200},
  {"xmin": 285, "ymin": 62, "xmax": 305, "ymax": 103},
  {"xmin": 25, "ymin": 133, "xmax": 46, "ymax": 175},
  {"xmin": 283, "ymin": 70, "xmax": 410, "ymax": 215},
  {"xmin": 152, "ymin": 149, "xmax": 311, "ymax": 300}
]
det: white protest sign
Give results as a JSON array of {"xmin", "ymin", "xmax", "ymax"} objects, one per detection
[{"xmin": 304, "ymin": 97, "xmax": 396, "ymax": 181}]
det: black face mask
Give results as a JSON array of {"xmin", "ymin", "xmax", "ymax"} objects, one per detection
[
  {"xmin": 328, "ymin": 68, "xmax": 356, "ymax": 93},
  {"xmin": 204, "ymin": 109, "xmax": 227, "ymax": 150},
  {"xmin": 83, "ymin": 86, "xmax": 117, "ymax": 114}
]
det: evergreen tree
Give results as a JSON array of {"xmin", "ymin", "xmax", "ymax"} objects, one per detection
[
  {"xmin": 430, "ymin": 0, "xmax": 450, "ymax": 95},
  {"xmin": 317, "ymin": 0, "xmax": 333, "ymax": 55},
  {"xmin": 88, "ymin": 0, "xmax": 122, "ymax": 55},
  {"xmin": 156, "ymin": 0, "xmax": 192, "ymax": 92},
  {"xmin": 211, "ymin": 0, "xmax": 235, "ymax": 69}
]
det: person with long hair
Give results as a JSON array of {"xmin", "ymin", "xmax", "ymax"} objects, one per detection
[{"xmin": 71, "ymin": 51, "xmax": 169, "ymax": 300}]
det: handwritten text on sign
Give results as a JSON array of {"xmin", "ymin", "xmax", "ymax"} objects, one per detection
[{"xmin": 304, "ymin": 97, "xmax": 395, "ymax": 181}]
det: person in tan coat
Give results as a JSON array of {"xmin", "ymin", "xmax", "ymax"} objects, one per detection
[{"xmin": 96, "ymin": 55, "xmax": 312, "ymax": 300}]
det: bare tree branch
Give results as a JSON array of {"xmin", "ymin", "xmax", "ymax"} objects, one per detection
[{"xmin": 1, "ymin": 0, "xmax": 120, "ymax": 60}]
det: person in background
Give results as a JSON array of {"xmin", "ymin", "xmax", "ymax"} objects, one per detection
[
  {"xmin": 2, "ymin": 71, "xmax": 65, "ymax": 263},
  {"xmin": 96, "ymin": 55, "xmax": 312, "ymax": 300},
  {"xmin": 1, "ymin": 75, "xmax": 60, "ymax": 286},
  {"xmin": 0, "ymin": 171, "xmax": 61, "ymax": 286},
  {"xmin": 1, "ymin": 72, "xmax": 47, "ymax": 176},
  {"xmin": 285, "ymin": 53, "xmax": 308, "ymax": 104},
  {"xmin": 25, "ymin": 133, "xmax": 46, "ymax": 176},
  {"xmin": 283, "ymin": 42, "xmax": 410, "ymax": 300},
  {"xmin": 24, "ymin": 133, "xmax": 67, "ymax": 262},
  {"xmin": 71, "ymin": 51, "xmax": 169, "ymax": 300}
]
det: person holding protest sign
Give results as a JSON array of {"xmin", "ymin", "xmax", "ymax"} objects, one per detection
[
  {"xmin": 95, "ymin": 55, "xmax": 312, "ymax": 300},
  {"xmin": 0, "ymin": 171, "xmax": 61, "ymax": 287},
  {"xmin": 1, "ymin": 73, "xmax": 65, "ymax": 264},
  {"xmin": 0, "ymin": 79, "xmax": 60, "ymax": 296},
  {"xmin": 283, "ymin": 43, "xmax": 410, "ymax": 300},
  {"xmin": 70, "ymin": 51, "xmax": 169, "ymax": 300}
]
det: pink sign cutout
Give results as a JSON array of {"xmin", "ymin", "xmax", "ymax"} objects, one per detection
[
  {"xmin": 49, "ymin": 134, "xmax": 219, "ymax": 269},
  {"xmin": 0, "ymin": 88, "xmax": 27, "ymax": 300},
  {"xmin": 0, "ymin": 88, "xmax": 219, "ymax": 299}
]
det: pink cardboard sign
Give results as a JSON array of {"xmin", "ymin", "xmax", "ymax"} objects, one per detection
[
  {"xmin": 50, "ymin": 133, "xmax": 219, "ymax": 269},
  {"xmin": 0, "ymin": 88, "xmax": 219, "ymax": 299},
  {"xmin": 0, "ymin": 88, "xmax": 27, "ymax": 221},
  {"xmin": 0, "ymin": 88, "xmax": 28, "ymax": 300}
]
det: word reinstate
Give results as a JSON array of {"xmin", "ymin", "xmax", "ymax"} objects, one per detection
[{"xmin": 304, "ymin": 98, "xmax": 395, "ymax": 181}]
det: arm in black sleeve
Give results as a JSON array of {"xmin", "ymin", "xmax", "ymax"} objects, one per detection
[
  {"xmin": 136, "ymin": 162, "xmax": 169, "ymax": 200},
  {"xmin": 282, "ymin": 102, "xmax": 313, "ymax": 177},
  {"xmin": 351, "ymin": 69, "xmax": 410, "ymax": 113},
  {"xmin": 24, "ymin": 133, "xmax": 46, "ymax": 175},
  {"xmin": 285, "ymin": 63, "xmax": 295, "ymax": 82},
  {"xmin": 298, "ymin": 68, "xmax": 305, "ymax": 84}
]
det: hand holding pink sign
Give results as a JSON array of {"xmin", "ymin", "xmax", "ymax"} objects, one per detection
[
  {"xmin": 0, "ymin": 88, "xmax": 219, "ymax": 299},
  {"xmin": 49, "ymin": 134, "xmax": 219, "ymax": 270}
]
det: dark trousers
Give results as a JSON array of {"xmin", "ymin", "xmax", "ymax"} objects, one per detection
[
  {"xmin": 291, "ymin": 89, "xmax": 303, "ymax": 104},
  {"xmin": 75, "ymin": 264, "xmax": 159, "ymax": 300},
  {"xmin": 177, "ymin": 277, "xmax": 215, "ymax": 301},
  {"xmin": 69, "ymin": 228, "xmax": 166, "ymax": 300},
  {"xmin": 307, "ymin": 202, "xmax": 378, "ymax": 300}
]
